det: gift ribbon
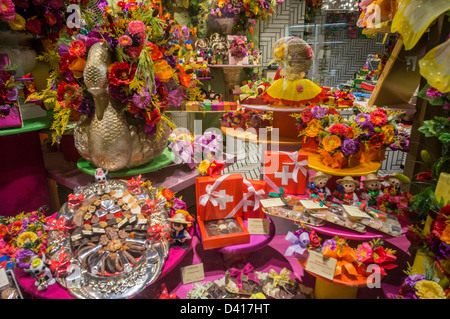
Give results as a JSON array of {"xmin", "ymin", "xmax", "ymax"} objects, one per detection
[
  {"xmin": 48, "ymin": 247, "xmax": 71, "ymax": 277},
  {"xmin": 268, "ymin": 268, "xmax": 293, "ymax": 288},
  {"xmin": 229, "ymin": 263, "xmax": 259, "ymax": 290},
  {"xmin": 68, "ymin": 193, "xmax": 85, "ymax": 202},
  {"xmin": 322, "ymin": 244, "xmax": 358, "ymax": 279},
  {"xmin": 169, "ymin": 140, "xmax": 194, "ymax": 164},
  {"xmin": 46, "ymin": 216, "xmax": 74, "ymax": 232},
  {"xmin": 284, "ymin": 231, "xmax": 310, "ymax": 256},
  {"xmin": 311, "ymin": 194, "xmax": 326, "ymax": 207},
  {"xmin": 199, "ymin": 174, "xmax": 232, "ymax": 209},
  {"xmin": 268, "ymin": 187, "xmax": 289, "ymax": 205},
  {"xmin": 159, "ymin": 283, "xmax": 177, "ymax": 299},
  {"xmin": 242, "ymin": 179, "xmax": 266, "ymax": 212},
  {"xmin": 281, "ymin": 151, "xmax": 308, "ymax": 183}
]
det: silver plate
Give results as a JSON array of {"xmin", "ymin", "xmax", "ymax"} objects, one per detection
[{"xmin": 47, "ymin": 180, "xmax": 169, "ymax": 299}]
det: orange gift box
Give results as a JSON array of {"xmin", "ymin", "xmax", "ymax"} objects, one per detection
[
  {"xmin": 195, "ymin": 174, "xmax": 250, "ymax": 249},
  {"xmin": 263, "ymin": 151, "xmax": 308, "ymax": 195},
  {"xmin": 242, "ymin": 179, "xmax": 267, "ymax": 219}
]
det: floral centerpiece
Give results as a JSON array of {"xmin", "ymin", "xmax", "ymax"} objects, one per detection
[
  {"xmin": 331, "ymin": 89, "xmax": 355, "ymax": 107},
  {"xmin": 0, "ymin": 210, "xmax": 49, "ymax": 271},
  {"xmin": 220, "ymin": 107, "xmax": 272, "ymax": 130},
  {"xmin": 0, "ymin": 62, "xmax": 22, "ymax": 126},
  {"xmin": 406, "ymin": 204, "xmax": 450, "ymax": 280},
  {"xmin": 397, "ymin": 264, "xmax": 448, "ymax": 299},
  {"xmin": 30, "ymin": 0, "xmax": 198, "ymax": 142},
  {"xmin": 229, "ymin": 36, "xmax": 249, "ymax": 60}
]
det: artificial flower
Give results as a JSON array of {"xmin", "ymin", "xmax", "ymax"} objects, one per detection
[
  {"xmin": 311, "ymin": 105, "xmax": 327, "ymax": 119},
  {"xmin": 25, "ymin": 17, "xmax": 42, "ymax": 35},
  {"xmin": 68, "ymin": 56, "xmax": 87, "ymax": 78},
  {"xmin": 441, "ymin": 225, "xmax": 450, "ymax": 245},
  {"xmin": 381, "ymin": 125, "xmax": 395, "ymax": 145},
  {"xmin": 128, "ymin": 20, "xmax": 145, "ymax": 35},
  {"xmin": 369, "ymin": 110, "xmax": 388, "ymax": 126},
  {"xmin": 355, "ymin": 242, "xmax": 373, "ymax": 262},
  {"xmin": 16, "ymin": 231, "xmax": 38, "ymax": 248},
  {"xmin": 198, "ymin": 159, "xmax": 210, "ymax": 175},
  {"xmin": 368, "ymin": 133, "xmax": 385, "ymax": 149},
  {"xmin": 309, "ymin": 230, "xmax": 320, "ymax": 248},
  {"xmin": 118, "ymin": 35, "xmax": 133, "ymax": 47},
  {"xmin": 109, "ymin": 61, "xmax": 136, "ymax": 86},
  {"xmin": 328, "ymin": 123, "xmax": 349, "ymax": 136},
  {"xmin": 56, "ymin": 81, "xmax": 83, "ymax": 109},
  {"xmin": 302, "ymin": 118, "xmax": 322, "ymax": 138},
  {"xmin": 341, "ymin": 138, "xmax": 360, "ymax": 157},
  {"xmin": 321, "ymin": 135, "xmax": 341, "ymax": 152},
  {"xmin": 44, "ymin": 11, "xmax": 57, "ymax": 26},
  {"xmin": 414, "ymin": 280, "xmax": 446, "ymax": 299},
  {"xmin": 16, "ymin": 249, "xmax": 35, "ymax": 269},
  {"xmin": 154, "ymin": 60, "xmax": 174, "ymax": 82},
  {"xmin": 145, "ymin": 108, "xmax": 161, "ymax": 126},
  {"xmin": 161, "ymin": 188, "xmax": 174, "ymax": 201},
  {"xmin": 69, "ymin": 40, "xmax": 86, "ymax": 57},
  {"xmin": 133, "ymin": 87, "xmax": 152, "ymax": 109},
  {"xmin": 301, "ymin": 109, "xmax": 313, "ymax": 123},
  {"xmin": 59, "ymin": 54, "xmax": 74, "ymax": 73},
  {"xmin": 146, "ymin": 42, "xmax": 163, "ymax": 61},
  {"xmin": 360, "ymin": 121, "xmax": 375, "ymax": 138},
  {"xmin": 7, "ymin": 14, "xmax": 26, "ymax": 31}
]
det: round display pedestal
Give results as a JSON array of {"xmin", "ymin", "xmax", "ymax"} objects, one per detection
[{"xmin": 315, "ymin": 277, "xmax": 359, "ymax": 299}]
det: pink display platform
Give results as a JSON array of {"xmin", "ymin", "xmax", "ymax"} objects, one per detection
[{"xmin": 194, "ymin": 217, "xmax": 275, "ymax": 255}]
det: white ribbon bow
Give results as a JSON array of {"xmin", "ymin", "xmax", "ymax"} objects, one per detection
[
  {"xmin": 282, "ymin": 151, "xmax": 308, "ymax": 183},
  {"xmin": 242, "ymin": 179, "xmax": 266, "ymax": 212},
  {"xmin": 199, "ymin": 175, "xmax": 231, "ymax": 209},
  {"xmin": 284, "ymin": 231, "xmax": 310, "ymax": 256},
  {"xmin": 169, "ymin": 140, "xmax": 194, "ymax": 164}
]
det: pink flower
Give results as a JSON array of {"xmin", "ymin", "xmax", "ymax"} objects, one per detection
[
  {"xmin": 119, "ymin": 35, "xmax": 132, "ymax": 47},
  {"xmin": 127, "ymin": 20, "xmax": 145, "ymax": 35},
  {"xmin": 296, "ymin": 85, "xmax": 304, "ymax": 93},
  {"xmin": 356, "ymin": 242, "xmax": 373, "ymax": 263},
  {"xmin": 306, "ymin": 46, "xmax": 313, "ymax": 59}
]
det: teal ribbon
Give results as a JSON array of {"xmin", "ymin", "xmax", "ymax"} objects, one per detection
[
  {"xmin": 310, "ymin": 194, "xmax": 326, "ymax": 207},
  {"xmin": 268, "ymin": 187, "xmax": 288, "ymax": 205}
]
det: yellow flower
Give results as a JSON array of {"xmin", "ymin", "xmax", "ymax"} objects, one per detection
[
  {"xmin": 415, "ymin": 280, "xmax": 446, "ymax": 299},
  {"xmin": 8, "ymin": 14, "xmax": 26, "ymax": 31},
  {"xmin": 302, "ymin": 119, "xmax": 321, "ymax": 138},
  {"xmin": 441, "ymin": 225, "xmax": 450, "ymax": 244},
  {"xmin": 381, "ymin": 125, "xmax": 395, "ymax": 145},
  {"xmin": 16, "ymin": 231, "xmax": 38, "ymax": 248},
  {"xmin": 198, "ymin": 160, "xmax": 210, "ymax": 175},
  {"xmin": 321, "ymin": 135, "xmax": 341, "ymax": 152}
]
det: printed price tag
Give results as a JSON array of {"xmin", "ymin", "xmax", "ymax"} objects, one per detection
[
  {"xmin": 0, "ymin": 268, "xmax": 9, "ymax": 289},
  {"xmin": 181, "ymin": 263, "xmax": 205, "ymax": 285},
  {"xmin": 247, "ymin": 218, "xmax": 270, "ymax": 235},
  {"xmin": 260, "ymin": 198, "xmax": 285, "ymax": 208},
  {"xmin": 305, "ymin": 250, "xmax": 337, "ymax": 281},
  {"xmin": 342, "ymin": 205, "xmax": 371, "ymax": 218},
  {"xmin": 299, "ymin": 200, "xmax": 323, "ymax": 210}
]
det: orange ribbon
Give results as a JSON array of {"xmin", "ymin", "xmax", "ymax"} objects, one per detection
[
  {"xmin": 320, "ymin": 151, "xmax": 346, "ymax": 169},
  {"xmin": 322, "ymin": 244, "xmax": 359, "ymax": 280}
]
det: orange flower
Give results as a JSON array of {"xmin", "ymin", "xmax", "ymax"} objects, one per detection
[
  {"xmin": 146, "ymin": 41, "xmax": 163, "ymax": 61},
  {"xmin": 68, "ymin": 56, "xmax": 86, "ymax": 78},
  {"xmin": 178, "ymin": 73, "xmax": 191, "ymax": 88},
  {"xmin": 321, "ymin": 135, "xmax": 341, "ymax": 152},
  {"xmin": 154, "ymin": 60, "xmax": 174, "ymax": 82},
  {"xmin": 161, "ymin": 188, "xmax": 174, "ymax": 200}
]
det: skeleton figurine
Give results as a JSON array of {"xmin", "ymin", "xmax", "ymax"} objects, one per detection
[
  {"xmin": 95, "ymin": 168, "xmax": 110, "ymax": 195},
  {"xmin": 29, "ymin": 255, "xmax": 56, "ymax": 291}
]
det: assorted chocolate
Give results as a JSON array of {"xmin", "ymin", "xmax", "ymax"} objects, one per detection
[
  {"xmin": 204, "ymin": 218, "xmax": 243, "ymax": 237},
  {"xmin": 69, "ymin": 189, "xmax": 152, "ymax": 276}
]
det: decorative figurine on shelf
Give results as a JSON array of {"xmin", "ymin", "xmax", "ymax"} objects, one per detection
[
  {"xmin": 212, "ymin": 41, "xmax": 229, "ymax": 65},
  {"xmin": 29, "ymin": 255, "xmax": 56, "ymax": 292},
  {"xmin": 167, "ymin": 210, "xmax": 194, "ymax": 250},
  {"xmin": 262, "ymin": 37, "xmax": 325, "ymax": 107},
  {"xmin": 94, "ymin": 168, "xmax": 110, "ymax": 195},
  {"xmin": 333, "ymin": 176, "xmax": 360, "ymax": 205},
  {"xmin": 307, "ymin": 171, "xmax": 332, "ymax": 201},
  {"xmin": 195, "ymin": 38, "xmax": 210, "ymax": 60},
  {"xmin": 385, "ymin": 173, "xmax": 410, "ymax": 196},
  {"xmin": 210, "ymin": 33, "xmax": 225, "ymax": 45},
  {"xmin": 377, "ymin": 173, "xmax": 413, "ymax": 215},
  {"xmin": 360, "ymin": 173, "xmax": 382, "ymax": 206}
]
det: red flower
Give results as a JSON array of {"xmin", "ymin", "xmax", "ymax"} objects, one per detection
[
  {"xmin": 25, "ymin": 17, "xmax": 42, "ymax": 35},
  {"xmin": 417, "ymin": 169, "xmax": 432, "ymax": 182},
  {"xmin": 117, "ymin": 1, "xmax": 126, "ymax": 8},
  {"xmin": 59, "ymin": 54, "xmax": 75, "ymax": 73},
  {"xmin": 369, "ymin": 110, "xmax": 388, "ymax": 126},
  {"xmin": 69, "ymin": 40, "xmax": 86, "ymax": 57},
  {"xmin": 406, "ymin": 229, "xmax": 423, "ymax": 246},
  {"xmin": 109, "ymin": 62, "xmax": 136, "ymax": 86},
  {"xmin": 301, "ymin": 109, "xmax": 313, "ymax": 123},
  {"xmin": 146, "ymin": 42, "xmax": 163, "ymax": 61},
  {"xmin": 127, "ymin": 46, "xmax": 142, "ymax": 59},
  {"xmin": 368, "ymin": 133, "xmax": 385, "ymax": 149},
  {"xmin": 44, "ymin": 11, "xmax": 57, "ymax": 26},
  {"xmin": 161, "ymin": 188, "xmax": 174, "ymax": 200},
  {"xmin": 145, "ymin": 108, "xmax": 161, "ymax": 126},
  {"xmin": 309, "ymin": 230, "xmax": 321, "ymax": 248},
  {"xmin": 56, "ymin": 81, "xmax": 83, "ymax": 109},
  {"xmin": 440, "ymin": 204, "xmax": 450, "ymax": 216},
  {"xmin": 329, "ymin": 123, "xmax": 348, "ymax": 136}
]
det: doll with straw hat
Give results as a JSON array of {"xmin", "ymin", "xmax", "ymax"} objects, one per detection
[
  {"xmin": 167, "ymin": 210, "xmax": 194, "ymax": 250},
  {"xmin": 334, "ymin": 176, "xmax": 360, "ymax": 204},
  {"xmin": 307, "ymin": 171, "xmax": 332, "ymax": 199},
  {"xmin": 361, "ymin": 173, "xmax": 382, "ymax": 206},
  {"xmin": 262, "ymin": 37, "xmax": 326, "ymax": 107}
]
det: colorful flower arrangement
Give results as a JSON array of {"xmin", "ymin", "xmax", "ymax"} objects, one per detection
[
  {"xmin": 0, "ymin": 63, "xmax": 21, "ymax": 119},
  {"xmin": 398, "ymin": 264, "xmax": 448, "ymax": 299},
  {"xmin": 0, "ymin": 0, "xmax": 74, "ymax": 40},
  {"xmin": 201, "ymin": 0, "xmax": 284, "ymax": 37},
  {"xmin": 377, "ymin": 173, "xmax": 413, "ymax": 216},
  {"xmin": 293, "ymin": 105, "xmax": 404, "ymax": 168},
  {"xmin": 286, "ymin": 226, "xmax": 397, "ymax": 281},
  {"xmin": 331, "ymin": 89, "xmax": 355, "ymax": 106},
  {"xmin": 197, "ymin": 158, "xmax": 225, "ymax": 176},
  {"xmin": 220, "ymin": 107, "xmax": 272, "ymax": 130},
  {"xmin": 28, "ymin": 0, "xmax": 199, "ymax": 143},
  {"xmin": 0, "ymin": 210, "xmax": 49, "ymax": 270},
  {"xmin": 406, "ymin": 204, "xmax": 450, "ymax": 279},
  {"xmin": 229, "ymin": 37, "xmax": 249, "ymax": 58}
]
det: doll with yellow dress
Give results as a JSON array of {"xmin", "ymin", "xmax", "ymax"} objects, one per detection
[{"xmin": 262, "ymin": 37, "xmax": 326, "ymax": 107}]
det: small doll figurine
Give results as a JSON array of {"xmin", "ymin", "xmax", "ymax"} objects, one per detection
[
  {"xmin": 307, "ymin": 171, "xmax": 332, "ymax": 200},
  {"xmin": 361, "ymin": 173, "xmax": 381, "ymax": 206},
  {"xmin": 384, "ymin": 173, "xmax": 410, "ymax": 196},
  {"xmin": 29, "ymin": 255, "xmax": 56, "ymax": 291},
  {"xmin": 167, "ymin": 210, "xmax": 194, "ymax": 250},
  {"xmin": 334, "ymin": 176, "xmax": 360, "ymax": 205},
  {"xmin": 94, "ymin": 168, "xmax": 110, "ymax": 195}
]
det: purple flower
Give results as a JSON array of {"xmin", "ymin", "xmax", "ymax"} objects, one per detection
[
  {"xmin": 311, "ymin": 105, "xmax": 327, "ymax": 119},
  {"xmin": 78, "ymin": 98, "xmax": 95, "ymax": 118},
  {"xmin": 85, "ymin": 37, "xmax": 102, "ymax": 48},
  {"xmin": 58, "ymin": 43, "xmax": 69, "ymax": 56},
  {"xmin": 0, "ymin": 106, "xmax": 10, "ymax": 118},
  {"xmin": 181, "ymin": 25, "xmax": 190, "ymax": 39},
  {"xmin": 360, "ymin": 121, "xmax": 375, "ymax": 138},
  {"xmin": 16, "ymin": 249, "xmax": 35, "ymax": 269},
  {"xmin": 109, "ymin": 85, "xmax": 129, "ymax": 103},
  {"xmin": 355, "ymin": 113, "xmax": 370, "ymax": 126},
  {"xmin": 431, "ymin": 240, "xmax": 450, "ymax": 261},
  {"xmin": 132, "ymin": 88, "xmax": 151, "ymax": 109},
  {"xmin": 426, "ymin": 86, "xmax": 444, "ymax": 98},
  {"xmin": 322, "ymin": 238, "xmax": 337, "ymax": 252},
  {"xmin": 405, "ymin": 274, "xmax": 425, "ymax": 288},
  {"xmin": 7, "ymin": 87, "xmax": 18, "ymax": 101},
  {"xmin": 341, "ymin": 138, "xmax": 360, "ymax": 157},
  {"xmin": 28, "ymin": 214, "xmax": 40, "ymax": 224},
  {"xmin": 144, "ymin": 124, "xmax": 156, "ymax": 135},
  {"xmin": 168, "ymin": 88, "xmax": 186, "ymax": 107}
]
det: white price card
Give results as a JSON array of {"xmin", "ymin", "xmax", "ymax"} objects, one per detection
[
  {"xmin": 260, "ymin": 198, "xmax": 285, "ymax": 208},
  {"xmin": 0, "ymin": 268, "xmax": 9, "ymax": 289},
  {"xmin": 305, "ymin": 250, "xmax": 337, "ymax": 281},
  {"xmin": 342, "ymin": 204, "xmax": 371, "ymax": 219},
  {"xmin": 299, "ymin": 200, "xmax": 324, "ymax": 210},
  {"xmin": 181, "ymin": 263, "xmax": 205, "ymax": 285},
  {"xmin": 247, "ymin": 218, "xmax": 270, "ymax": 235}
]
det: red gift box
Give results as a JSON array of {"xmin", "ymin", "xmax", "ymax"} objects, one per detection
[
  {"xmin": 242, "ymin": 179, "xmax": 267, "ymax": 219},
  {"xmin": 263, "ymin": 151, "xmax": 308, "ymax": 195},
  {"xmin": 196, "ymin": 173, "xmax": 250, "ymax": 249}
]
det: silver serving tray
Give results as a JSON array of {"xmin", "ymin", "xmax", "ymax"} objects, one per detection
[{"xmin": 47, "ymin": 180, "xmax": 169, "ymax": 299}]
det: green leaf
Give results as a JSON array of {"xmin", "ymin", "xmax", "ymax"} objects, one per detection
[{"xmin": 438, "ymin": 133, "xmax": 450, "ymax": 144}]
